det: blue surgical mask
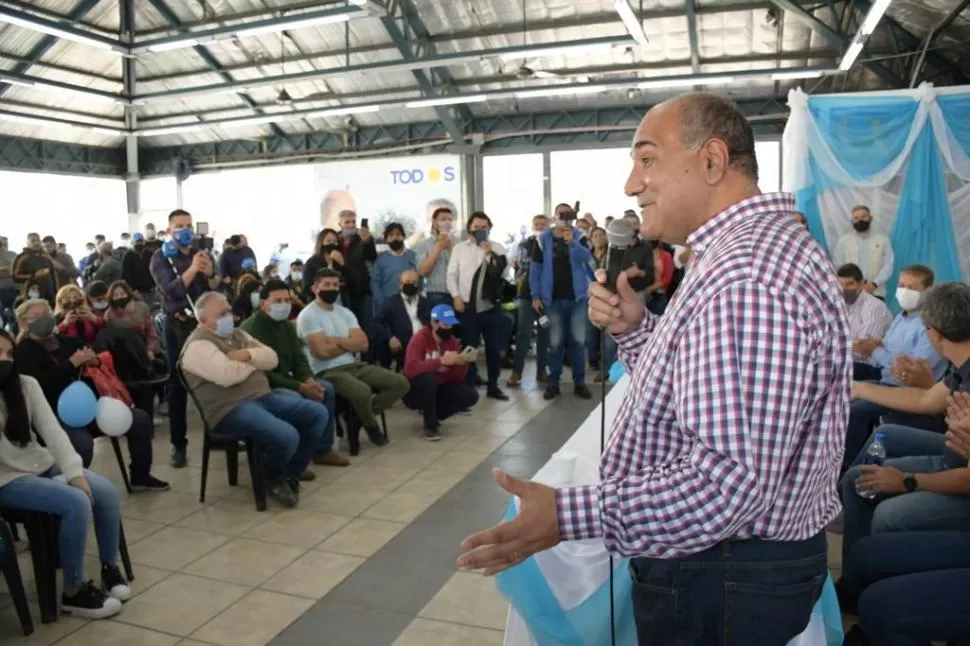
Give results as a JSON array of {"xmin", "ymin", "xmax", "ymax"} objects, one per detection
[
  {"xmin": 249, "ymin": 292, "xmax": 260, "ymax": 307},
  {"xmin": 214, "ymin": 315, "xmax": 234, "ymax": 338},
  {"xmin": 172, "ymin": 227, "xmax": 194, "ymax": 247},
  {"xmin": 268, "ymin": 302, "xmax": 292, "ymax": 321}
]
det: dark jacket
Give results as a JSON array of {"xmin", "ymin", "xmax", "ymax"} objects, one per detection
[
  {"xmin": 375, "ymin": 294, "xmax": 429, "ymax": 349},
  {"xmin": 339, "ymin": 235, "xmax": 377, "ymax": 297},
  {"xmin": 12, "ymin": 249, "xmax": 57, "ymax": 302},
  {"xmin": 122, "ymin": 246, "xmax": 156, "ymax": 293},
  {"xmin": 16, "ymin": 334, "xmax": 86, "ymax": 407},
  {"xmin": 239, "ymin": 310, "xmax": 314, "ymax": 391},
  {"xmin": 301, "ymin": 255, "xmax": 349, "ymax": 304},
  {"xmin": 219, "ymin": 246, "xmax": 258, "ymax": 280}
]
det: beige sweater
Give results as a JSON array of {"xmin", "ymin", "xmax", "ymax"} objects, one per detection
[{"xmin": 0, "ymin": 375, "xmax": 85, "ymax": 488}]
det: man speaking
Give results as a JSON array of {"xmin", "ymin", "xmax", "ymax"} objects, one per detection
[{"xmin": 457, "ymin": 93, "xmax": 850, "ymax": 644}]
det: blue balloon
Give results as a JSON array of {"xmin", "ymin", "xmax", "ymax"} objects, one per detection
[
  {"xmin": 162, "ymin": 239, "xmax": 179, "ymax": 258},
  {"xmin": 57, "ymin": 381, "xmax": 97, "ymax": 428}
]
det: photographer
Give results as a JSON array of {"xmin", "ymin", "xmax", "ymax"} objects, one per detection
[{"xmin": 529, "ymin": 203, "xmax": 593, "ymax": 400}]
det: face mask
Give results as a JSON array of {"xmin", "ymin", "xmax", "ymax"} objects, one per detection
[
  {"xmin": 145, "ymin": 230, "xmax": 156, "ymax": 240},
  {"xmin": 852, "ymin": 220, "xmax": 871, "ymax": 233},
  {"xmin": 321, "ymin": 243, "xmax": 338, "ymax": 254},
  {"xmin": 290, "ymin": 271, "xmax": 303, "ymax": 282},
  {"xmin": 250, "ymin": 292, "xmax": 261, "ymax": 307},
  {"xmin": 341, "ymin": 227, "xmax": 357, "ymax": 238},
  {"xmin": 0, "ymin": 360, "xmax": 12, "ymax": 384},
  {"xmin": 896, "ymin": 287, "xmax": 921, "ymax": 311},
  {"xmin": 317, "ymin": 289, "xmax": 340, "ymax": 305},
  {"xmin": 111, "ymin": 297, "xmax": 131, "ymax": 309},
  {"xmin": 437, "ymin": 221, "xmax": 453, "ymax": 234},
  {"xmin": 27, "ymin": 290, "xmax": 40, "ymax": 300},
  {"xmin": 214, "ymin": 315, "xmax": 235, "ymax": 338},
  {"xmin": 401, "ymin": 283, "xmax": 419, "ymax": 298},
  {"xmin": 92, "ymin": 301, "xmax": 108, "ymax": 310},
  {"xmin": 388, "ymin": 240, "xmax": 405, "ymax": 252},
  {"xmin": 172, "ymin": 227, "xmax": 194, "ymax": 247},
  {"xmin": 28, "ymin": 314, "xmax": 56, "ymax": 338},
  {"xmin": 472, "ymin": 229, "xmax": 489, "ymax": 245},
  {"xmin": 268, "ymin": 302, "xmax": 292, "ymax": 321},
  {"xmin": 436, "ymin": 328, "xmax": 454, "ymax": 341},
  {"xmin": 843, "ymin": 290, "xmax": 860, "ymax": 305}
]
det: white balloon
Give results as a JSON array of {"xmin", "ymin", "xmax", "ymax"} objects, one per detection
[{"xmin": 95, "ymin": 397, "xmax": 133, "ymax": 437}]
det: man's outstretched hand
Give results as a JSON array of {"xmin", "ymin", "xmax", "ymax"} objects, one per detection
[{"xmin": 456, "ymin": 468, "xmax": 562, "ymax": 576}]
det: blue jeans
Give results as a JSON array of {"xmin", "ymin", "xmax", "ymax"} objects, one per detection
[
  {"xmin": 844, "ymin": 397, "xmax": 946, "ymax": 471},
  {"xmin": 849, "ymin": 423, "xmax": 946, "ymax": 468},
  {"xmin": 840, "ymin": 454, "xmax": 970, "ymax": 569},
  {"xmin": 546, "ymin": 299, "xmax": 587, "ymax": 387},
  {"xmin": 845, "ymin": 532, "xmax": 970, "ymax": 645},
  {"xmin": 631, "ymin": 533, "xmax": 827, "ymax": 645},
  {"xmin": 0, "ymin": 467, "xmax": 120, "ymax": 588},
  {"xmin": 458, "ymin": 308, "xmax": 503, "ymax": 390},
  {"xmin": 512, "ymin": 300, "xmax": 548, "ymax": 376},
  {"xmin": 214, "ymin": 391, "xmax": 327, "ymax": 481}
]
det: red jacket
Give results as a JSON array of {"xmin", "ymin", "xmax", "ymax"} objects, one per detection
[{"xmin": 403, "ymin": 326, "xmax": 467, "ymax": 385}]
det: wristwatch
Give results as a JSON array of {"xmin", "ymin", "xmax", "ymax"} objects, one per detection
[{"xmin": 903, "ymin": 474, "xmax": 919, "ymax": 493}]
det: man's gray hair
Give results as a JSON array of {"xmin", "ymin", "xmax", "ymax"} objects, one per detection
[
  {"xmin": 918, "ymin": 282, "xmax": 970, "ymax": 343},
  {"xmin": 194, "ymin": 291, "xmax": 228, "ymax": 321},
  {"xmin": 14, "ymin": 299, "xmax": 51, "ymax": 339},
  {"xmin": 677, "ymin": 93, "xmax": 758, "ymax": 181},
  {"xmin": 338, "ymin": 209, "xmax": 357, "ymax": 220},
  {"xmin": 98, "ymin": 241, "xmax": 113, "ymax": 255}
]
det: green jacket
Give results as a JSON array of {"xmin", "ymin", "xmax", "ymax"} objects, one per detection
[{"xmin": 239, "ymin": 310, "xmax": 312, "ymax": 391}]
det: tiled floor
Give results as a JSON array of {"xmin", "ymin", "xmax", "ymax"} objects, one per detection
[
  {"xmin": 0, "ymin": 374, "xmax": 848, "ymax": 646},
  {"xmin": 0, "ymin": 372, "xmax": 596, "ymax": 646}
]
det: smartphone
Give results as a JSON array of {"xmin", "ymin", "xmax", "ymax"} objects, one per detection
[
  {"xmin": 196, "ymin": 221, "xmax": 209, "ymax": 236},
  {"xmin": 360, "ymin": 217, "xmax": 369, "ymax": 229}
]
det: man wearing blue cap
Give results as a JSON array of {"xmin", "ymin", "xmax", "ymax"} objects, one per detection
[{"xmin": 402, "ymin": 303, "xmax": 480, "ymax": 441}]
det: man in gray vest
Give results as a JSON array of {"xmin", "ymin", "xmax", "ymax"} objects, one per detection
[{"xmin": 180, "ymin": 291, "xmax": 328, "ymax": 508}]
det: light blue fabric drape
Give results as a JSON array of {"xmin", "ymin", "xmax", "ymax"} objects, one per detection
[{"xmin": 938, "ymin": 94, "xmax": 970, "ymax": 154}]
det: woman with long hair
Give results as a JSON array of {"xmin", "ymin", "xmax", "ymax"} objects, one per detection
[
  {"xmin": 0, "ymin": 329, "xmax": 128, "ymax": 619},
  {"xmin": 300, "ymin": 228, "xmax": 346, "ymax": 304},
  {"xmin": 103, "ymin": 281, "xmax": 161, "ymax": 358},
  {"xmin": 232, "ymin": 276, "xmax": 262, "ymax": 324},
  {"xmin": 54, "ymin": 284, "xmax": 104, "ymax": 344}
]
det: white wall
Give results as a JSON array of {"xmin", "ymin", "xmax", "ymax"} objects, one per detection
[
  {"xmin": 483, "ymin": 153, "xmax": 545, "ymax": 247},
  {"xmin": 0, "ymin": 171, "xmax": 127, "ymax": 260}
]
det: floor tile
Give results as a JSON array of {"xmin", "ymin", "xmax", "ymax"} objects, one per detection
[
  {"xmin": 122, "ymin": 492, "xmax": 207, "ymax": 524},
  {"xmin": 82, "ymin": 556, "xmax": 172, "ymax": 600},
  {"xmin": 429, "ymin": 451, "xmax": 491, "ymax": 474},
  {"xmin": 243, "ymin": 511, "xmax": 352, "ymax": 549},
  {"xmin": 362, "ymin": 492, "xmax": 439, "ymax": 523},
  {"xmin": 117, "ymin": 573, "xmax": 249, "ymax": 636},
  {"xmin": 392, "ymin": 618, "xmax": 504, "ymax": 646},
  {"xmin": 0, "ymin": 616, "xmax": 87, "ymax": 645},
  {"xmin": 174, "ymin": 501, "xmax": 276, "ymax": 536},
  {"xmin": 299, "ymin": 485, "xmax": 389, "ymax": 517},
  {"xmin": 56, "ymin": 621, "xmax": 179, "ymax": 646},
  {"xmin": 184, "ymin": 538, "xmax": 305, "ymax": 586},
  {"xmin": 334, "ymin": 466, "xmax": 419, "ymax": 492},
  {"xmin": 262, "ymin": 550, "xmax": 365, "ymax": 599},
  {"xmin": 269, "ymin": 600, "xmax": 413, "ymax": 646},
  {"xmin": 419, "ymin": 572, "xmax": 509, "ymax": 630},
  {"xmin": 192, "ymin": 590, "xmax": 313, "ymax": 646},
  {"xmin": 395, "ymin": 468, "xmax": 466, "ymax": 497},
  {"xmin": 316, "ymin": 518, "xmax": 407, "ymax": 557},
  {"xmin": 130, "ymin": 526, "xmax": 230, "ymax": 571}
]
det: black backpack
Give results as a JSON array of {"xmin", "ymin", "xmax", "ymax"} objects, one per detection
[{"xmin": 94, "ymin": 324, "xmax": 152, "ymax": 382}]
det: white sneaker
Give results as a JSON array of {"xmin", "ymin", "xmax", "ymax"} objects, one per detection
[{"xmin": 61, "ymin": 581, "xmax": 123, "ymax": 619}]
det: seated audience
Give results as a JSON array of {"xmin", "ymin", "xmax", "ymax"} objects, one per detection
[
  {"xmin": 403, "ymin": 305, "xmax": 479, "ymax": 440},
  {"xmin": 838, "ymin": 263, "xmax": 894, "ymax": 381},
  {"xmin": 14, "ymin": 299, "xmax": 167, "ymax": 491},
  {"xmin": 55, "ymin": 284, "xmax": 105, "ymax": 344},
  {"xmin": 844, "ymin": 264, "xmax": 947, "ymax": 464},
  {"xmin": 181, "ymin": 292, "xmax": 328, "ymax": 506},
  {"xmin": 371, "ymin": 222, "xmax": 417, "ymax": 315},
  {"xmin": 240, "ymin": 279, "xmax": 347, "ymax": 468},
  {"xmin": 103, "ymin": 280, "xmax": 162, "ymax": 360},
  {"xmin": 297, "ymin": 269, "xmax": 409, "ymax": 448},
  {"xmin": 839, "ymin": 283, "xmax": 970, "ymax": 586},
  {"xmin": 85, "ymin": 280, "xmax": 110, "ymax": 319},
  {"xmin": 376, "ymin": 269, "xmax": 427, "ymax": 370},
  {"xmin": 232, "ymin": 276, "xmax": 261, "ymax": 324},
  {"xmin": 0, "ymin": 330, "xmax": 129, "ymax": 619}
]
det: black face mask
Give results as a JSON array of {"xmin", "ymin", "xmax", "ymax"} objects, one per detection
[
  {"xmin": 0, "ymin": 360, "xmax": 13, "ymax": 384},
  {"xmin": 111, "ymin": 297, "xmax": 131, "ymax": 309},
  {"xmin": 436, "ymin": 328, "xmax": 454, "ymax": 341},
  {"xmin": 321, "ymin": 243, "xmax": 339, "ymax": 254},
  {"xmin": 401, "ymin": 284, "xmax": 419, "ymax": 298},
  {"xmin": 317, "ymin": 289, "xmax": 339, "ymax": 304},
  {"xmin": 852, "ymin": 220, "xmax": 871, "ymax": 233},
  {"xmin": 388, "ymin": 240, "xmax": 405, "ymax": 252}
]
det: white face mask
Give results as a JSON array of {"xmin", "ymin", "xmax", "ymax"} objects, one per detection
[
  {"xmin": 250, "ymin": 292, "xmax": 261, "ymax": 307},
  {"xmin": 896, "ymin": 287, "xmax": 921, "ymax": 311},
  {"xmin": 290, "ymin": 271, "xmax": 303, "ymax": 282}
]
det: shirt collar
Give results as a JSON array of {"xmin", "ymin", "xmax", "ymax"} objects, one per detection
[
  {"xmin": 949, "ymin": 359, "xmax": 970, "ymax": 389},
  {"xmin": 687, "ymin": 192, "xmax": 797, "ymax": 257}
]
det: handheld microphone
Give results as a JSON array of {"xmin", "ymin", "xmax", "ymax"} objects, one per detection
[{"xmin": 604, "ymin": 219, "xmax": 635, "ymax": 293}]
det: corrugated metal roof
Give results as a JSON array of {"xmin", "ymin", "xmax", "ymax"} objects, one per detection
[{"xmin": 0, "ymin": 0, "xmax": 965, "ymax": 148}]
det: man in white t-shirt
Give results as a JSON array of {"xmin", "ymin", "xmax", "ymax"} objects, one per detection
[{"xmin": 296, "ymin": 268, "xmax": 410, "ymax": 450}]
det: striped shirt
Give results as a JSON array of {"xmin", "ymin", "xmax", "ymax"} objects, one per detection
[
  {"xmin": 556, "ymin": 193, "xmax": 849, "ymax": 558},
  {"xmin": 413, "ymin": 236, "xmax": 451, "ymax": 294},
  {"xmin": 846, "ymin": 290, "xmax": 894, "ymax": 364}
]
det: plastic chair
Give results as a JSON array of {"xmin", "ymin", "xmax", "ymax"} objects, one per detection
[
  {"xmin": 176, "ymin": 367, "xmax": 268, "ymax": 511},
  {"xmin": 0, "ymin": 519, "xmax": 32, "ymax": 635},
  {"xmin": 0, "ymin": 509, "xmax": 133, "ymax": 624}
]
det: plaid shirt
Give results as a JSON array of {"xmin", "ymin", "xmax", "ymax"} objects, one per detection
[{"xmin": 557, "ymin": 193, "xmax": 849, "ymax": 558}]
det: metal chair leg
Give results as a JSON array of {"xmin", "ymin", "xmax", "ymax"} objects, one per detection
[
  {"xmin": 109, "ymin": 438, "xmax": 132, "ymax": 494},
  {"xmin": 245, "ymin": 439, "xmax": 267, "ymax": 512},
  {"xmin": 199, "ymin": 433, "xmax": 211, "ymax": 503},
  {"xmin": 0, "ymin": 521, "xmax": 33, "ymax": 635}
]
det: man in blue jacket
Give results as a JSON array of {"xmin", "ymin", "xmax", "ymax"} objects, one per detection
[{"xmin": 530, "ymin": 216, "xmax": 593, "ymax": 400}]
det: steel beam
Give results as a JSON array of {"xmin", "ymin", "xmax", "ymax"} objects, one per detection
[
  {"xmin": 0, "ymin": 0, "xmax": 119, "ymax": 38},
  {"xmin": 378, "ymin": 0, "xmax": 464, "ymax": 141},
  {"xmin": 121, "ymin": 0, "xmax": 140, "ymax": 223},
  {"xmin": 145, "ymin": 0, "xmax": 286, "ymax": 138},
  {"xmin": 685, "ymin": 0, "xmax": 702, "ymax": 74},
  {"xmin": 0, "ymin": 133, "xmax": 124, "ymax": 176},
  {"xmin": 0, "ymin": 68, "xmax": 124, "ymax": 103},
  {"xmin": 0, "ymin": 0, "xmax": 103, "ymax": 98},
  {"xmin": 935, "ymin": 0, "xmax": 970, "ymax": 35},
  {"xmin": 138, "ymin": 100, "xmax": 788, "ymax": 176},
  {"xmin": 0, "ymin": 51, "xmax": 122, "ymax": 85},
  {"xmin": 768, "ymin": 0, "xmax": 908, "ymax": 87}
]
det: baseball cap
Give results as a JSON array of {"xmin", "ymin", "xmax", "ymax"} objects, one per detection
[
  {"xmin": 430, "ymin": 304, "xmax": 459, "ymax": 326},
  {"xmin": 132, "ymin": 232, "xmax": 145, "ymax": 242}
]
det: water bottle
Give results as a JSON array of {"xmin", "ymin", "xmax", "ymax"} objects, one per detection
[{"xmin": 855, "ymin": 431, "xmax": 887, "ymax": 499}]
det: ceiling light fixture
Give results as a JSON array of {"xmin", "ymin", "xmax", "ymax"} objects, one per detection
[
  {"xmin": 233, "ymin": 13, "xmax": 350, "ymax": 39},
  {"xmin": 0, "ymin": 74, "xmax": 120, "ymax": 104},
  {"xmin": 497, "ymin": 42, "xmax": 620, "ymax": 61},
  {"xmin": 637, "ymin": 75, "xmax": 734, "ymax": 89},
  {"xmin": 148, "ymin": 39, "xmax": 200, "ymax": 52},
  {"xmin": 0, "ymin": 10, "xmax": 124, "ymax": 53},
  {"xmin": 514, "ymin": 85, "xmax": 607, "ymax": 99},
  {"xmin": 0, "ymin": 111, "xmax": 126, "ymax": 136},
  {"xmin": 405, "ymin": 94, "xmax": 489, "ymax": 109},
  {"xmin": 771, "ymin": 69, "xmax": 826, "ymax": 80},
  {"xmin": 839, "ymin": 0, "xmax": 891, "ymax": 71},
  {"xmin": 613, "ymin": 0, "xmax": 649, "ymax": 46},
  {"xmin": 839, "ymin": 41, "xmax": 865, "ymax": 71},
  {"xmin": 138, "ymin": 104, "xmax": 381, "ymax": 137}
]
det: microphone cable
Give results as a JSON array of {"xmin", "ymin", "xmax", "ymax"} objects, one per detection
[{"xmin": 600, "ymin": 326, "xmax": 617, "ymax": 646}]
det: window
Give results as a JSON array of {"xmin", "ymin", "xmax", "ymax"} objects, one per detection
[
  {"xmin": 756, "ymin": 140, "xmax": 782, "ymax": 193},
  {"xmin": 483, "ymin": 153, "xmax": 544, "ymax": 246},
  {"xmin": 550, "ymin": 149, "xmax": 638, "ymax": 223}
]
